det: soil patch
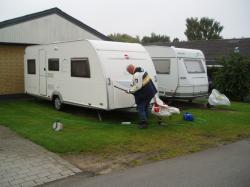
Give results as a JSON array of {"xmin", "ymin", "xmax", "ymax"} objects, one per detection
[{"xmin": 62, "ymin": 152, "xmax": 162, "ymax": 175}]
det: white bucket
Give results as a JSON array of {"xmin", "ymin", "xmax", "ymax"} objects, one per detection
[{"xmin": 53, "ymin": 121, "xmax": 63, "ymax": 131}]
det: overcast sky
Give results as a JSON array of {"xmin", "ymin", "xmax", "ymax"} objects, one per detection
[{"xmin": 1, "ymin": 0, "xmax": 250, "ymax": 41}]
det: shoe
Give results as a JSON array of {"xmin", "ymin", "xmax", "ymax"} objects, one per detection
[{"xmin": 138, "ymin": 121, "xmax": 148, "ymax": 129}]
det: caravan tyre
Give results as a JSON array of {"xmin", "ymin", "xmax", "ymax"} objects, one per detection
[{"xmin": 54, "ymin": 97, "xmax": 63, "ymax": 111}]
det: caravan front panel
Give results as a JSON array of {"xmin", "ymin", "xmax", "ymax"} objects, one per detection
[
  {"xmin": 145, "ymin": 46, "xmax": 209, "ymax": 99},
  {"xmin": 176, "ymin": 58, "xmax": 208, "ymax": 97}
]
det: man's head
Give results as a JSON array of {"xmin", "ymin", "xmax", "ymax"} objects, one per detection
[{"xmin": 126, "ymin": 64, "xmax": 136, "ymax": 75}]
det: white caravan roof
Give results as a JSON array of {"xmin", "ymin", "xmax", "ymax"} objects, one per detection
[
  {"xmin": 145, "ymin": 46, "xmax": 205, "ymax": 59},
  {"xmin": 88, "ymin": 40, "xmax": 145, "ymax": 52}
]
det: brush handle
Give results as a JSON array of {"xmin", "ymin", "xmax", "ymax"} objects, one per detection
[{"xmin": 114, "ymin": 85, "xmax": 127, "ymax": 92}]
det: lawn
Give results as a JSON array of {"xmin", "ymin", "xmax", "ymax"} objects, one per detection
[{"xmin": 0, "ymin": 98, "xmax": 250, "ymax": 161}]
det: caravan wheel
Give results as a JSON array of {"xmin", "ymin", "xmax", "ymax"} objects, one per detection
[{"xmin": 54, "ymin": 97, "xmax": 63, "ymax": 111}]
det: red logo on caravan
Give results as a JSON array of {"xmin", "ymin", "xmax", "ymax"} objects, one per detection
[{"xmin": 124, "ymin": 54, "xmax": 129, "ymax": 59}]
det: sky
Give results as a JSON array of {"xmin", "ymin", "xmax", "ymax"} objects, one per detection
[{"xmin": 1, "ymin": 0, "xmax": 250, "ymax": 41}]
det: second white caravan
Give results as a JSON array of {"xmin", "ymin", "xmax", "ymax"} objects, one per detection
[
  {"xmin": 145, "ymin": 46, "xmax": 208, "ymax": 99},
  {"xmin": 25, "ymin": 40, "xmax": 157, "ymax": 110}
]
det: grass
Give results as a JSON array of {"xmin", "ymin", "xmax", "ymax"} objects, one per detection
[{"xmin": 0, "ymin": 98, "xmax": 250, "ymax": 160}]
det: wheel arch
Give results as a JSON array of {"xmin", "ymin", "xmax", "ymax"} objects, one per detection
[{"xmin": 51, "ymin": 91, "xmax": 63, "ymax": 102}]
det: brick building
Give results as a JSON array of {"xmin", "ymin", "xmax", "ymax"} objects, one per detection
[
  {"xmin": 0, "ymin": 44, "xmax": 26, "ymax": 95},
  {"xmin": 0, "ymin": 7, "xmax": 110, "ymax": 96}
]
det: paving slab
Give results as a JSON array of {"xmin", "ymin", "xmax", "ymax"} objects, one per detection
[{"xmin": 0, "ymin": 126, "xmax": 81, "ymax": 187}]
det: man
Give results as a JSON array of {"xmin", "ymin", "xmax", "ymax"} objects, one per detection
[{"xmin": 126, "ymin": 64, "xmax": 157, "ymax": 129}]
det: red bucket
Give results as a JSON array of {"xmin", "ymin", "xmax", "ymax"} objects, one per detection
[{"xmin": 154, "ymin": 103, "xmax": 160, "ymax": 113}]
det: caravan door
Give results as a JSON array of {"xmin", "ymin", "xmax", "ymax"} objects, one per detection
[{"xmin": 39, "ymin": 49, "xmax": 47, "ymax": 96}]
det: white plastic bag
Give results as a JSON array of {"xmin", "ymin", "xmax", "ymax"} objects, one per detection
[
  {"xmin": 151, "ymin": 97, "xmax": 180, "ymax": 117},
  {"xmin": 208, "ymin": 89, "xmax": 230, "ymax": 106}
]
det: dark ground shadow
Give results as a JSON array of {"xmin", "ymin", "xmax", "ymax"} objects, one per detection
[
  {"xmin": 23, "ymin": 96, "xmax": 234, "ymax": 125},
  {"xmin": 33, "ymin": 98, "xmax": 138, "ymax": 123}
]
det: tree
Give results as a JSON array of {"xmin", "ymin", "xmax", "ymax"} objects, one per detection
[
  {"xmin": 213, "ymin": 53, "xmax": 250, "ymax": 101},
  {"xmin": 184, "ymin": 17, "xmax": 224, "ymax": 41},
  {"xmin": 141, "ymin": 33, "xmax": 170, "ymax": 44},
  {"xmin": 172, "ymin": 37, "xmax": 180, "ymax": 42},
  {"xmin": 108, "ymin": 33, "xmax": 140, "ymax": 43}
]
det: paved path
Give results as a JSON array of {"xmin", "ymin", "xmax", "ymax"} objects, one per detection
[
  {"xmin": 44, "ymin": 139, "xmax": 250, "ymax": 187},
  {"xmin": 0, "ymin": 126, "xmax": 81, "ymax": 187}
]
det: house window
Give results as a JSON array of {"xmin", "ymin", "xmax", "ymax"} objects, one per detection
[
  {"xmin": 152, "ymin": 59, "xmax": 171, "ymax": 74},
  {"xmin": 184, "ymin": 59, "xmax": 205, "ymax": 73},
  {"xmin": 48, "ymin": 58, "xmax": 59, "ymax": 71},
  {"xmin": 71, "ymin": 58, "xmax": 90, "ymax": 78},
  {"xmin": 27, "ymin": 59, "xmax": 36, "ymax": 74}
]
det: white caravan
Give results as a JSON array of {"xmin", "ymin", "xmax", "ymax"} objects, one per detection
[
  {"xmin": 145, "ymin": 46, "xmax": 208, "ymax": 99},
  {"xmin": 24, "ymin": 40, "xmax": 157, "ymax": 110}
]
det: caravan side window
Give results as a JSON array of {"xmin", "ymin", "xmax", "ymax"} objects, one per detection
[
  {"xmin": 184, "ymin": 59, "xmax": 205, "ymax": 73},
  {"xmin": 152, "ymin": 59, "xmax": 171, "ymax": 74},
  {"xmin": 48, "ymin": 58, "xmax": 59, "ymax": 71},
  {"xmin": 27, "ymin": 59, "xmax": 36, "ymax": 74},
  {"xmin": 71, "ymin": 58, "xmax": 90, "ymax": 78}
]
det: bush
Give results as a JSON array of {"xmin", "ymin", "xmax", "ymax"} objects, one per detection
[{"xmin": 214, "ymin": 53, "xmax": 250, "ymax": 101}]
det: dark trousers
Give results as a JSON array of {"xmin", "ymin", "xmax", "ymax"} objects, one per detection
[{"xmin": 136, "ymin": 97, "xmax": 151, "ymax": 122}]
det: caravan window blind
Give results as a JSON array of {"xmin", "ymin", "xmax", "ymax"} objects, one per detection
[
  {"xmin": 152, "ymin": 59, "xmax": 171, "ymax": 74},
  {"xmin": 184, "ymin": 59, "xmax": 205, "ymax": 73},
  {"xmin": 71, "ymin": 58, "xmax": 90, "ymax": 78},
  {"xmin": 27, "ymin": 59, "xmax": 36, "ymax": 74},
  {"xmin": 48, "ymin": 58, "xmax": 59, "ymax": 71}
]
